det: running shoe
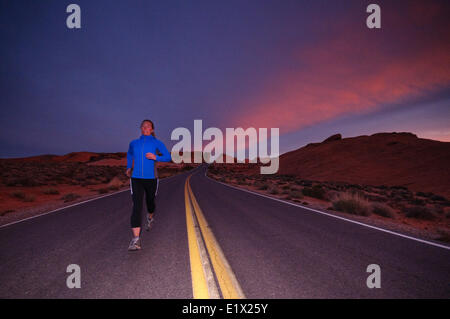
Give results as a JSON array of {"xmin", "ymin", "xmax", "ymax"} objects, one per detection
[
  {"xmin": 128, "ymin": 237, "xmax": 141, "ymax": 251},
  {"xmin": 145, "ymin": 216, "xmax": 155, "ymax": 231}
]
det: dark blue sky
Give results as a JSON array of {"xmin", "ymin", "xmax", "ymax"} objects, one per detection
[{"xmin": 1, "ymin": 0, "xmax": 449, "ymax": 158}]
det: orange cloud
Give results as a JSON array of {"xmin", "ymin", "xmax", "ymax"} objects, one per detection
[{"xmin": 231, "ymin": 1, "xmax": 450, "ymax": 134}]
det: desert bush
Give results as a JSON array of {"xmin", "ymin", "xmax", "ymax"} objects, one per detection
[
  {"xmin": 279, "ymin": 174, "xmax": 295, "ymax": 182},
  {"xmin": 289, "ymin": 190, "xmax": 303, "ymax": 199},
  {"xmin": 431, "ymin": 194, "xmax": 447, "ymax": 202},
  {"xmin": 0, "ymin": 209, "xmax": 15, "ymax": 216},
  {"xmin": 60, "ymin": 193, "xmax": 81, "ymax": 202},
  {"xmin": 5, "ymin": 179, "xmax": 19, "ymax": 187},
  {"xmin": 11, "ymin": 191, "xmax": 26, "ymax": 199},
  {"xmin": 302, "ymin": 185, "xmax": 326, "ymax": 200},
  {"xmin": 23, "ymin": 194, "xmax": 36, "ymax": 202},
  {"xmin": 97, "ymin": 188, "xmax": 109, "ymax": 194},
  {"xmin": 237, "ymin": 179, "xmax": 246, "ymax": 185},
  {"xmin": 42, "ymin": 188, "xmax": 60, "ymax": 195},
  {"xmin": 269, "ymin": 186, "xmax": 279, "ymax": 195},
  {"xmin": 433, "ymin": 205, "xmax": 444, "ymax": 215},
  {"xmin": 391, "ymin": 185, "xmax": 408, "ymax": 191},
  {"xmin": 11, "ymin": 191, "xmax": 35, "ymax": 202},
  {"xmin": 415, "ymin": 191, "xmax": 427, "ymax": 197},
  {"xmin": 436, "ymin": 230, "xmax": 450, "ymax": 243},
  {"xmin": 257, "ymin": 183, "xmax": 269, "ymax": 190},
  {"xmin": 371, "ymin": 203, "xmax": 394, "ymax": 218},
  {"xmin": 410, "ymin": 198, "xmax": 425, "ymax": 205},
  {"xmin": 6, "ymin": 177, "xmax": 39, "ymax": 187},
  {"xmin": 404, "ymin": 206, "xmax": 435, "ymax": 221},
  {"xmin": 332, "ymin": 192, "xmax": 370, "ymax": 216}
]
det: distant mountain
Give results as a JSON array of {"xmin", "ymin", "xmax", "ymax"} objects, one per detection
[
  {"xmin": 279, "ymin": 132, "xmax": 450, "ymax": 198},
  {"xmin": 0, "ymin": 152, "xmax": 126, "ymax": 163}
]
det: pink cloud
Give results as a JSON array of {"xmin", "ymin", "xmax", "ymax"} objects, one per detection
[{"xmin": 230, "ymin": 1, "xmax": 450, "ymax": 134}]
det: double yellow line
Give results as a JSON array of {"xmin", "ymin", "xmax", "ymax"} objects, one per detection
[{"xmin": 185, "ymin": 174, "xmax": 246, "ymax": 299}]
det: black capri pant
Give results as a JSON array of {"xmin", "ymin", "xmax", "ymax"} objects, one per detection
[{"xmin": 130, "ymin": 177, "xmax": 158, "ymax": 228}]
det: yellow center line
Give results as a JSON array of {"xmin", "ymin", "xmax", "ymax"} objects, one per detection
[
  {"xmin": 184, "ymin": 177, "xmax": 210, "ymax": 299},
  {"xmin": 186, "ymin": 175, "xmax": 246, "ymax": 299}
]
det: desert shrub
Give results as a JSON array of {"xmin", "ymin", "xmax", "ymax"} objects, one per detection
[
  {"xmin": 332, "ymin": 192, "xmax": 370, "ymax": 216},
  {"xmin": 11, "ymin": 191, "xmax": 26, "ymax": 199},
  {"xmin": 289, "ymin": 190, "xmax": 303, "ymax": 199},
  {"xmin": 81, "ymin": 181, "xmax": 95, "ymax": 187},
  {"xmin": 391, "ymin": 185, "xmax": 408, "ymax": 191},
  {"xmin": 60, "ymin": 193, "xmax": 81, "ymax": 202},
  {"xmin": 404, "ymin": 206, "xmax": 435, "ymax": 220},
  {"xmin": 237, "ymin": 179, "xmax": 246, "ymax": 185},
  {"xmin": 257, "ymin": 183, "xmax": 269, "ymax": 190},
  {"xmin": 5, "ymin": 179, "xmax": 19, "ymax": 187},
  {"xmin": 431, "ymin": 194, "xmax": 447, "ymax": 202},
  {"xmin": 416, "ymin": 191, "xmax": 427, "ymax": 197},
  {"xmin": 42, "ymin": 188, "xmax": 59, "ymax": 195},
  {"xmin": 278, "ymin": 174, "xmax": 295, "ymax": 182},
  {"xmin": 269, "ymin": 187, "xmax": 279, "ymax": 195},
  {"xmin": 11, "ymin": 191, "xmax": 35, "ymax": 202},
  {"xmin": 437, "ymin": 232, "xmax": 450, "ymax": 243},
  {"xmin": 371, "ymin": 203, "xmax": 394, "ymax": 218},
  {"xmin": 433, "ymin": 205, "xmax": 444, "ymax": 215},
  {"xmin": 302, "ymin": 185, "xmax": 326, "ymax": 200},
  {"xmin": 108, "ymin": 186, "xmax": 119, "ymax": 191},
  {"xmin": 302, "ymin": 181, "xmax": 313, "ymax": 187},
  {"xmin": 97, "ymin": 188, "xmax": 109, "ymax": 194},
  {"xmin": 411, "ymin": 198, "xmax": 425, "ymax": 205},
  {"xmin": 23, "ymin": 194, "xmax": 36, "ymax": 202},
  {"xmin": 6, "ymin": 177, "xmax": 39, "ymax": 187},
  {"xmin": 0, "ymin": 209, "xmax": 15, "ymax": 216}
]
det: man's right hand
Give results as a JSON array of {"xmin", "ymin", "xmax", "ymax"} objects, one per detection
[{"xmin": 126, "ymin": 168, "xmax": 132, "ymax": 178}]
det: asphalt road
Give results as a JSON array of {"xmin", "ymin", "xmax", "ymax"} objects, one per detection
[{"xmin": 1, "ymin": 164, "xmax": 449, "ymax": 298}]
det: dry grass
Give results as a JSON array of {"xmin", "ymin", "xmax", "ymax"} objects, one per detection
[
  {"xmin": 404, "ymin": 205, "xmax": 435, "ymax": 221},
  {"xmin": 371, "ymin": 202, "xmax": 395, "ymax": 218},
  {"xmin": 42, "ymin": 188, "xmax": 60, "ymax": 195},
  {"xmin": 11, "ymin": 191, "xmax": 36, "ymax": 202},
  {"xmin": 302, "ymin": 185, "xmax": 326, "ymax": 200},
  {"xmin": 332, "ymin": 192, "xmax": 371, "ymax": 216},
  {"xmin": 60, "ymin": 193, "xmax": 81, "ymax": 203}
]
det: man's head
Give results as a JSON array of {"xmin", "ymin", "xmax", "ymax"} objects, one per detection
[{"xmin": 140, "ymin": 119, "xmax": 155, "ymax": 136}]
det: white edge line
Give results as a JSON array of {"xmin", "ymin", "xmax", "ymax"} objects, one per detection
[
  {"xmin": 0, "ymin": 166, "xmax": 201, "ymax": 229},
  {"xmin": 202, "ymin": 165, "xmax": 450, "ymax": 251}
]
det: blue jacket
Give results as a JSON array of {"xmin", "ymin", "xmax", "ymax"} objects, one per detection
[{"xmin": 127, "ymin": 135, "xmax": 172, "ymax": 179}]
